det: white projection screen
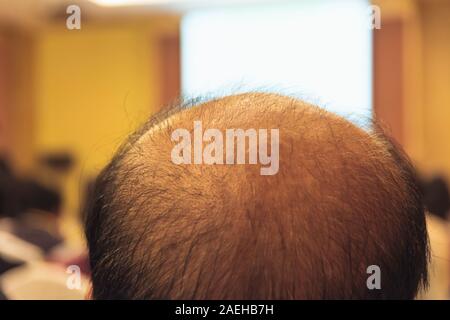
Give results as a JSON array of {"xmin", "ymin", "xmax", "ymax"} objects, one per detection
[{"xmin": 181, "ymin": 0, "xmax": 373, "ymax": 120}]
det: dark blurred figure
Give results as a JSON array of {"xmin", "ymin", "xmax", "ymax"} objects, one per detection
[
  {"xmin": 0, "ymin": 156, "xmax": 62, "ymax": 218},
  {"xmin": 422, "ymin": 176, "xmax": 450, "ymax": 220},
  {"xmin": 17, "ymin": 179, "xmax": 62, "ymax": 216},
  {"xmin": 0, "ymin": 156, "xmax": 63, "ymax": 260},
  {"xmin": 0, "ymin": 156, "xmax": 90, "ymax": 299},
  {"xmin": 0, "ymin": 157, "xmax": 20, "ymax": 217},
  {"xmin": 38, "ymin": 152, "xmax": 74, "ymax": 175},
  {"xmin": 0, "ymin": 157, "xmax": 11, "ymax": 174}
]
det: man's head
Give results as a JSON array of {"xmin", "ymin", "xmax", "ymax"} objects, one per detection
[{"xmin": 85, "ymin": 93, "xmax": 429, "ymax": 299}]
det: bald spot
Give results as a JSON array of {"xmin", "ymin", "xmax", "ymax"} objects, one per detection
[{"xmin": 87, "ymin": 93, "xmax": 428, "ymax": 299}]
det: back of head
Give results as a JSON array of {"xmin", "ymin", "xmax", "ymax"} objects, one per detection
[{"xmin": 86, "ymin": 93, "xmax": 428, "ymax": 299}]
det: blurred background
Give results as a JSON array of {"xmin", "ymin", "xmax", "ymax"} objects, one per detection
[{"xmin": 0, "ymin": 0, "xmax": 449, "ymax": 299}]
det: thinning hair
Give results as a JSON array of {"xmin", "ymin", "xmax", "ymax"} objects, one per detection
[{"xmin": 85, "ymin": 93, "xmax": 429, "ymax": 299}]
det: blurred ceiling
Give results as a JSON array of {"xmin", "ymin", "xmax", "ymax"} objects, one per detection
[
  {"xmin": 0, "ymin": 0, "xmax": 168, "ymax": 27},
  {"xmin": 0, "ymin": 0, "xmax": 287, "ymax": 28},
  {"xmin": 1, "ymin": 0, "xmax": 449, "ymax": 29}
]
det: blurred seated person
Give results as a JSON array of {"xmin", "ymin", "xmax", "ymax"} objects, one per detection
[
  {"xmin": 0, "ymin": 158, "xmax": 89, "ymax": 299},
  {"xmin": 86, "ymin": 93, "xmax": 429, "ymax": 300}
]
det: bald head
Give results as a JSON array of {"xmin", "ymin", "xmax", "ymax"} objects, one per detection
[{"xmin": 86, "ymin": 93, "xmax": 429, "ymax": 299}]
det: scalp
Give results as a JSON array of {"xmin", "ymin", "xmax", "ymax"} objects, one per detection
[{"xmin": 87, "ymin": 93, "xmax": 428, "ymax": 299}]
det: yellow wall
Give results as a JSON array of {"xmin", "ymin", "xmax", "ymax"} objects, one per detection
[
  {"xmin": 29, "ymin": 18, "xmax": 179, "ymax": 244},
  {"xmin": 420, "ymin": 0, "xmax": 450, "ymax": 177},
  {"xmin": 0, "ymin": 29, "xmax": 35, "ymax": 171},
  {"xmin": 35, "ymin": 23, "xmax": 154, "ymax": 170},
  {"xmin": 375, "ymin": 0, "xmax": 450, "ymax": 178}
]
